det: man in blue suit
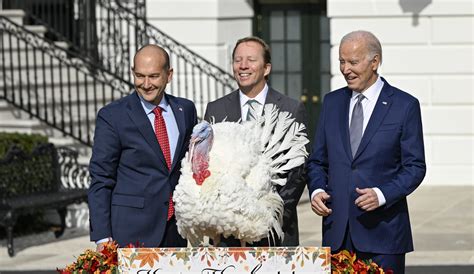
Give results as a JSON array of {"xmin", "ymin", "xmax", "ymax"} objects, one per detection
[
  {"xmin": 307, "ymin": 31, "xmax": 426, "ymax": 273},
  {"xmin": 88, "ymin": 45, "xmax": 197, "ymax": 250}
]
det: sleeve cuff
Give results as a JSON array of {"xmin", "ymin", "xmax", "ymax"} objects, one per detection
[
  {"xmin": 96, "ymin": 237, "xmax": 113, "ymax": 244},
  {"xmin": 373, "ymin": 187, "xmax": 386, "ymax": 206},
  {"xmin": 310, "ymin": 188, "xmax": 326, "ymax": 201}
]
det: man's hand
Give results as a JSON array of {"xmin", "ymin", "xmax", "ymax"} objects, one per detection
[
  {"xmin": 311, "ymin": 192, "xmax": 332, "ymax": 216},
  {"xmin": 96, "ymin": 241, "xmax": 111, "ymax": 252},
  {"xmin": 355, "ymin": 187, "xmax": 380, "ymax": 211}
]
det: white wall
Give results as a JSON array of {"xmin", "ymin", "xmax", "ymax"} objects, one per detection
[
  {"xmin": 146, "ymin": 0, "xmax": 254, "ymax": 72},
  {"xmin": 328, "ymin": 0, "xmax": 474, "ymax": 185}
]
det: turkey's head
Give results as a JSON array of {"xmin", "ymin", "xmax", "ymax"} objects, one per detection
[{"xmin": 189, "ymin": 121, "xmax": 214, "ymax": 185}]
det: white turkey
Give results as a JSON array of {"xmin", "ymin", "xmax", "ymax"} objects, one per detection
[{"xmin": 173, "ymin": 104, "xmax": 309, "ymax": 247}]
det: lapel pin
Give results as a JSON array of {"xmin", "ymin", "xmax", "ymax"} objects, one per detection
[
  {"xmin": 179, "ymin": 107, "xmax": 183, "ymax": 111},
  {"xmin": 382, "ymin": 101, "xmax": 387, "ymax": 105}
]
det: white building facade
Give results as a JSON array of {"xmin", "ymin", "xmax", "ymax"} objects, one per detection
[{"xmin": 148, "ymin": 0, "xmax": 474, "ymax": 186}]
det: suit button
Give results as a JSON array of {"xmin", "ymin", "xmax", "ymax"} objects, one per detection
[{"xmin": 164, "ymin": 201, "xmax": 169, "ymax": 206}]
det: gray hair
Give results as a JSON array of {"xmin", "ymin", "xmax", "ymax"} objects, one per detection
[{"xmin": 340, "ymin": 30, "xmax": 382, "ymax": 64}]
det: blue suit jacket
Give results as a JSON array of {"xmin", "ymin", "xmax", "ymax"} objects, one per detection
[
  {"xmin": 88, "ymin": 92, "xmax": 197, "ymax": 247},
  {"xmin": 307, "ymin": 78, "xmax": 426, "ymax": 254}
]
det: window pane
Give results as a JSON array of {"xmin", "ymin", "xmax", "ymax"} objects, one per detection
[
  {"xmin": 271, "ymin": 42, "xmax": 285, "ymax": 72},
  {"xmin": 287, "ymin": 73, "xmax": 302, "ymax": 100},
  {"xmin": 320, "ymin": 42, "xmax": 330, "ymax": 73},
  {"xmin": 270, "ymin": 73, "xmax": 285, "ymax": 92},
  {"xmin": 320, "ymin": 16, "xmax": 330, "ymax": 41},
  {"xmin": 286, "ymin": 10, "xmax": 301, "ymax": 40},
  {"xmin": 270, "ymin": 11, "xmax": 284, "ymax": 40},
  {"xmin": 287, "ymin": 43, "xmax": 301, "ymax": 72}
]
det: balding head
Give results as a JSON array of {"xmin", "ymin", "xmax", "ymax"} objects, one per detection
[
  {"xmin": 340, "ymin": 30, "xmax": 382, "ymax": 64},
  {"xmin": 131, "ymin": 44, "xmax": 173, "ymax": 105},
  {"xmin": 133, "ymin": 44, "xmax": 170, "ymax": 70}
]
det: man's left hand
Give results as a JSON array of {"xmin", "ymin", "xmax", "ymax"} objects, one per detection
[{"xmin": 355, "ymin": 187, "xmax": 380, "ymax": 211}]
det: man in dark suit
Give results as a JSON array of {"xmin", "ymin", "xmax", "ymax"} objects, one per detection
[
  {"xmin": 88, "ymin": 45, "xmax": 197, "ymax": 250},
  {"xmin": 204, "ymin": 36, "xmax": 307, "ymax": 246},
  {"xmin": 307, "ymin": 30, "xmax": 426, "ymax": 273}
]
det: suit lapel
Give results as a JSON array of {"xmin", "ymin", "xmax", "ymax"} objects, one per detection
[
  {"xmin": 126, "ymin": 92, "xmax": 168, "ymax": 168},
  {"xmin": 340, "ymin": 89, "xmax": 353, "ymax": 161},
  {"xmin": 225, "ymin": 90, "xmax": 243, "ymax": 122},
  {"xmin": 354, "ymin": 81, "xmax": 394, "ymax": 160},
  {"xmin": 264, "ymin": 88, "xmax": 282, "ymax": 106},
  {"xmin": 167, "ymin": 95, "xmax": 186, "ymax": 171}
]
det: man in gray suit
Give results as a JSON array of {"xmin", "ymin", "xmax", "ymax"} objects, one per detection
[{"xmin": 204, "ymin": 36, "xmax": 307, "ymax": 246}]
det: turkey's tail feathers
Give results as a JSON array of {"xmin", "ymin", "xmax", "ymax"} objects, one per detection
[
  {"xmin": 259, "ymin": 104, "xmax": 309, "ymax": 186},
  {"xmin": 269, "ymin": 193, "xmax": 284, "ymax": 244}
]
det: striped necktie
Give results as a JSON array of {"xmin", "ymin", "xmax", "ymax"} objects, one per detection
[{"xmin": 246, "ymin": 99, "xmax": 260, "ymax": 121}]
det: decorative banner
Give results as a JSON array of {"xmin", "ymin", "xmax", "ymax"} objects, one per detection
[{"xmin": 118, "ymin": 246, "xmax": 330, "ymax": 273}]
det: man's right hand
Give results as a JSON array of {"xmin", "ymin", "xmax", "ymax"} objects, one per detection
[
  {"xmin": 96, "ymin": 241, "xmax": 109, "ymax": 252},
  {"xmin": 96, "ymin": 237, "xmax": 113, "ymax": 252},
  {"xmin": 311, "ymin": 192, "xmax": 332, "ymax": 216}
]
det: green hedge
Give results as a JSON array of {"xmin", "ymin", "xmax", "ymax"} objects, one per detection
[
  {"xmin": 0, "ymin": 132, "xmax": 51, "ymax": 197},
  {"xmin": 0, "ymin": 132, "xmax": 48, "ymax": 158},
  {"xmin": 0, "ymin": 132, "xmax": 52, "ymax": 239}
]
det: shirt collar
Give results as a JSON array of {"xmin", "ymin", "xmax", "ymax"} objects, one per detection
[
  {"xmin": 239, "ymin": 83, "xmax": 269, "ymax": 108},
  {"xmin": 351, "ymin": 76, "xmax": 384, "ymax": 102},
  {"xmin": 138, "ymin": 93, "xmax": 169, "ymax": 114}
]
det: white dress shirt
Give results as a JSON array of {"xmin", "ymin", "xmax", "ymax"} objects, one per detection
[{"xmin": 239, "ymin": 84, "xmax": 268, "ymax": 120}]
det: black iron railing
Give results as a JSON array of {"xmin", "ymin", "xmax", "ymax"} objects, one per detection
[
  {"xmin": 2, "ymin": 0, "xmax": 235, "ymax": 117},
  {"xmin": 1, "ymin": 0, "xmax": 235, "ymax": 147},
  {"xmin": 0, "ymin": 15, "xmax": 132, "ymax": 146},
  {"xmin": 94, "ymin": 0, "xmax": 236, "ymax": 115}
]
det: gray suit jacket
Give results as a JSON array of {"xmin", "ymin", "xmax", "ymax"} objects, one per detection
[{"xmin": 204, "ymin": 87, "xmax": 308, "ymax": 246}]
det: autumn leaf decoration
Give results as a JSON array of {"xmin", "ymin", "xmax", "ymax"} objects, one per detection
[
  {"xmin": 331, "ymin": 250, "xmax": 393, "ymax": 274},
  {"xmin": 135, "ymin": 251, "xmax": 159, "ymax": 268},
  {"xmin": 229, "ymin": 248, "xmax": 247, "ymax": 263},
  {"xmin": 57, "ymin": 241, "xmax": 119, "ymax": 274}
]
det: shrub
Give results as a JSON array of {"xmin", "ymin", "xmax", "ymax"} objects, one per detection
[{"xmin": 0, "ymin": 132, "xmax": 48, "ymax": 158}]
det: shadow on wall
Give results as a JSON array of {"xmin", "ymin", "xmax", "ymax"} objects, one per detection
[{"xmin": 399, "ymin": 0, "xmax": 432, "ymax": 26}]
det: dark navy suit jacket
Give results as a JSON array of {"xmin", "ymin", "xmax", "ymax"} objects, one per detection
[
  {"xmin": 307, "ymin": 78, "xmax": 426, "ymax": 254},
  {"xmin": 88, "ymin": 91, "xmax": 197, "ymax": 247}
]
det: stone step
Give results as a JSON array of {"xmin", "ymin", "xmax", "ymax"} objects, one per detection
[
  {"xmin": 0, "ymin": 9, "xmax": 25, "ymax": 25},
  {"xmin": 1, "ymin": 49, "xmax": 75, "ymax": 67},
  {"xmin": 0, "ymin": 99, "xmax": 98, "ymax": 135},
  {"xmin": 0, "ymin": 85, "xmax": 120, "ymax": 111},
  {"xmin": 0, "ymin": 103, "xmax": 101, "ymax": 125},
  {"xmin": 0, "ymin": 75, "xmax": 123, "ymax": 100},
  {"xmin": 1, "ymin": 62, "xmax": 101, "ymax": 82},
  {"xmin": 0, "ymin": 118, "xmax": 42, "ymax": 134},
  {"xmin": 2, "ymin": 25, "xmax": 48, "ymax": 46},
  {"xmin": 0, "ymin": 119, "xmax": 95, "ymax": 150}
]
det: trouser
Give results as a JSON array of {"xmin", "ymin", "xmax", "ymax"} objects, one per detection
[
  {"xmin": 334, "ymin": 226, "xmax": 406, "ymax": 274},
  {"xmin": 160, "ymin": 215, "xmax": 187, "ymax": 247}
]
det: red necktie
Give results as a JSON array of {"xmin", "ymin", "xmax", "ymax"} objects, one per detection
[{"xmin": 153, "ymin": 107, "xmax": 174, "ymax": 221}]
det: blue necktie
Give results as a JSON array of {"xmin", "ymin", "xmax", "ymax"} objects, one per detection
[{"xmin": 350, "ymin": 94, "xmax": 365, "ymax": 157}]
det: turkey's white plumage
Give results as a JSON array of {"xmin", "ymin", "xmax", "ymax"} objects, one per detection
[{"xmin": 174, "ymin": 104, "xmax": 309, "ymax": 246}]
